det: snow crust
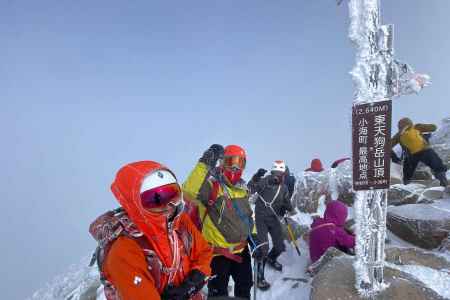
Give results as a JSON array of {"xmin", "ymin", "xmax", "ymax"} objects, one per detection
[
  {"xmin": 30, "ymin": 200, "xmax": 450, "ymax": 300},
  {"xmin": 386, "ymin": 262, "xmax": 450, "ymax": 299},
  {"xmin": 389, "ymin": 203, "xmax": 450, "ymax": 221},
  {"xmin": 28, "ymin": 256, "xmax": 100, "ymax": 300}
]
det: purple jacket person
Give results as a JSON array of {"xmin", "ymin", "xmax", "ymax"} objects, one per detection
[{"xmin": 309, "ymin": 200, "xmax": 355, "ymax": 263}]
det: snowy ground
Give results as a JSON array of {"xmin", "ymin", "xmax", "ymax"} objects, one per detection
[
  {"xmin": 30, "ymin": 198, "xmax": 450, "ymax": 300},
  {"xmin": 249, "ymin": 232, "xmax": 312, "ymax": 300},
  {"xmin": 230, "ymin": 205, "xmax": 315, "ymax": 299}
]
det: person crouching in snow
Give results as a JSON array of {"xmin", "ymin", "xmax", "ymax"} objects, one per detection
[
  {"xmin": 248, "ymin": 160, "xmax": 295, "ymax": 291},
  {"xmin": 183, "ymin": 144, "xmax": 254, "ymax": 299},
  {"xmin": 89, "ymin": 161, "xmax": 213, "ymax": 300},
  {"xmin": 308, "ymin": 200, "xmax": 355, "ymax": 263}
]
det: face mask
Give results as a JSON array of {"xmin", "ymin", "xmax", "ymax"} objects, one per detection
[
  {"xmin": 271, "ymin": 171, "xmax": 285, "ymax": 184},
  {"xmin": 223, "ymin": 168, "xmax": 243, "ymax": 185}
]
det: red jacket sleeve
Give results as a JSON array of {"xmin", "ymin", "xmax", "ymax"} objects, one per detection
[
  {"xmin": 103, "ymin": 236, "xmax": 161, "ymax": 300},
  {"xmin": 181, "ymin": 213, "xmax": 213, "ymax": 277}
]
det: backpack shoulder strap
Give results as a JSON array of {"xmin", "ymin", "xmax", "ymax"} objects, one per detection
[{"xmin": 200, "ymin": 179, "xmax": 220, "ymax": 226}]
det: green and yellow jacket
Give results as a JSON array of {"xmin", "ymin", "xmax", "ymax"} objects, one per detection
[{"xmin": 182, "ymin": 162, "xmax": 253, "ymax": 254}]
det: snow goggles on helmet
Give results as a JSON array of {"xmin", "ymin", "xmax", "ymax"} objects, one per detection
[
  {"xmin": 140, "ymin": 183, "xmax": 182, "ymax": 209},
  {"xmin": 223, "ymin": 155, "xmax": 246, "ymax": 170}
]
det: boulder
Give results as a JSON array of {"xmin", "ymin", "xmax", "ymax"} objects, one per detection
[
  {"xmin": 310, "ymin": 256, "xmax": 445, "ymax": 300},
  {"xmin": 294, "ymin": 172, "xmax": 329, "ymax": 213},
  {"xmin": 387, "ymin": 184, "xmax": 425, "ymax": 206},
  {"xmin": 306, "ymin": 247, "xmax": 345, "ymax": 276},
  {"xmin": 385, "ymin": 247, "xmax": 450, "ymax": 271},
  {"xmin": 439, "ymin": 237, "xmax": 450, "ymax": 253},
  {"xmin": 390, "ymin": 176, "xmax": 403, "ymax": 185},
  {"xmin": 78, "ymin": 281, "xmax": 100, "ymax": 300},
  {"xmin": 410, "ymin": 168, "xmax": 433, "ymax": 181},
  {"xmin": 419, "ymin": 187, "xmax": 445, "ymax": 202},
  {"xmin": 430, "ymin": 117, "xmax": 450, "ymax": 167},
  {"xmin": 338, "ymin": 188, "xmax": 354, "ymax": 207},
  {"xmin": 387, "ymin": 204, "xmax": 450, "ymax": 249},
  {"xmin": 333, "ymin": 160, "xmax": 354, "ymax": 206}
]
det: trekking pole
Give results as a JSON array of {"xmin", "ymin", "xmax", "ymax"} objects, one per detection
[
  {"xmin": 249, "ymin": 241, "xmax": 268, "ymax": 300},
  {"xmin": 253, "ymin": 258, "xmax": 257, "ymax": 300},
  {"xmin": 284, "ymin": 217, "xmax": 301, "ymax": 256}
]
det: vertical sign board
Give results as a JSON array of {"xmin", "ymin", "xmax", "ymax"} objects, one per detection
[{"xmin": 352, "ymin": 100, "xmax": 392, "ymax": 190}]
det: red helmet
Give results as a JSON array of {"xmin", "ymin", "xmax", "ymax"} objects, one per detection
[
  {"xmin": 224, "ymin": 145, "xmax": 246, "ymax": 158},
  {"xmin": 222, "ymin": 145, "xmax": 246, "ymax": 185}
]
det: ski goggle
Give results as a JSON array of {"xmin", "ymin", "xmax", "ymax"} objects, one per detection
[
  {"xmin": 222, "ymin": 155, "xmax": 246, "ymax": 170},
  {"xmin": 140, "ymin": 183, "xmax": 182, "ymax": 210}
]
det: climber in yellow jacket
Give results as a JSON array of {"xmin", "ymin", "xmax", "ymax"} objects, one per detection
[
  {"xmin": 391, "ymin": 117, "xmax": 448, "ymax": 189},
  {"xmin": 183, "ymin": 144, "xmax": 254, "ymax": 299}
]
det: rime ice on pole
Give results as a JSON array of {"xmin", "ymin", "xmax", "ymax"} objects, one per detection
[{"xmin": 347, "ymin": 0, "xmax": 430, "ymax": 296}]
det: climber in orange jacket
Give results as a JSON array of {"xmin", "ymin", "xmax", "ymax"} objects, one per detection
[{"xmin": 89, "ymin": 161, "xmax": 213, "ymax": 300}]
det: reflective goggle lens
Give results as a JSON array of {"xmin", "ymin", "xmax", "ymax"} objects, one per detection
[
  {"xmin": 140, "ymin": 183, "xmax": 181, "ymax": 209},
  {"xmin": 223, "ymin": 156, "xmax": 246, "ymax": 170}
]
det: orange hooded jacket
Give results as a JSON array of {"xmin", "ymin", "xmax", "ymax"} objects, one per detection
[{"xmin": 102, "ymin": 161, "xmax": 213, "ymax": 300}]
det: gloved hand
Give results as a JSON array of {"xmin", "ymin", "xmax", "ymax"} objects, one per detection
[
  {"xmin": 256, "ymin": 168, "xmax": 267, "ymax": 178},
  {"xmin": 161, "ymin": 269, "xmax": 206, "ymax": 300},
  {"xmin": 199, "ymin": 144, "xmax": 224, "ymax": 169}
]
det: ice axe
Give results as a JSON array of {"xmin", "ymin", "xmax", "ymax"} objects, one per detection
[{"xmin": 284, "ymin": 216, "xmax": 301, "ymax": 256}]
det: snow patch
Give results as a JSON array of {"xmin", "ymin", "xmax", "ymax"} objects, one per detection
[
  {"xmin": 389, "ymin": 203, "xmax": 450, "ymax": 221},
  {"xmin": 387, "ymin": 262, "xmax": 450, "ymax": 299},
  {"xmin": 28, "ymin": 256, "xmax": 99, "ymax": 300}
]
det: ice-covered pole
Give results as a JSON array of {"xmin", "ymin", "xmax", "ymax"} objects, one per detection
[
  {"xmin": 349, "ymin": 1, "xmax": 390, "ymax": 295},
  {"xmin": 347, "ymin": 0, "xmax": 430, "ymax": 296}
]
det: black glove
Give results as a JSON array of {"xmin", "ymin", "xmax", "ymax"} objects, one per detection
[
  {"xmin": 161, "ymin": 269, "xmax": 206, "ymax": 300},
  {"xmin": 199, "ymin": 144, "xmax": 224, "ymax": 168},
  {"xmin": 256, "ymin": 168, "xmax": 267, "ymax": 178}
]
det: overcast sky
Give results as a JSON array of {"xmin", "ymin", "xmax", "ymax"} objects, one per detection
[{"xmin": 1, "ymin": 1, "xmax": 449, "ymax": 299}]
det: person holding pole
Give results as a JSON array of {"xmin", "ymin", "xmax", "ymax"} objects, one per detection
[{"xmin": 248, "ymin": 160, "xmax": 296, "ymax": 291}]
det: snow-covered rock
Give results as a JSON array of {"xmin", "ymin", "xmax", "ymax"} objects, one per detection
[
  {"xmin": 420, "ymin": 187, "xmax": 445, "ymax": 202},
  {"xmin": 431, "ymin": 117, "xmax": 450, "ymax": 167},
  {"xmin": 28, "ymin": 256, "xmax": 101, "ymax": 300},
  {"xmin": 439, "ymin": 236, "xmax": 450, "ymax": 253},
  {"xmin": 293, "ymin": 171, "xmax": 329, "ymax": 213},
  {"xmin": 293, "ymin": 160, "xmax": 416, "ymax": 213},
  {"xmin": 310, "ymin": 256, "xmax": 445, "ymax": 300},
  {"xmin": 410, "ymin": 168, "xmax": 433, "ymax": 181},
  {"xmin": 387, "ymin": 184, "xmax": 448, "ymax": 206},
  {"xmin": 388, "ymin": 184, "xmax": 424, "ymax": 206},
  {"xmin": 385, "ymin": 247, "xmax": 450, "ymax": 271},
  {"xmin": 387, "ymin": 203, "xmax": 450, "ymax": 249}
]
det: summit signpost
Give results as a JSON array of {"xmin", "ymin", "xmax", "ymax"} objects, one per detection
[
  {"xmin": 344, "ymin": 0, "xmax": 430, "ymax": 296},
  {"xmin": 352, "ymin": 100, "xmax": 392, "ymax": 191}
]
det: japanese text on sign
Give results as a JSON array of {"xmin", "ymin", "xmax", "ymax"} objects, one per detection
[{"xmin": 352, "ymin": 100, "xmax": 392, "ymax": 190}]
